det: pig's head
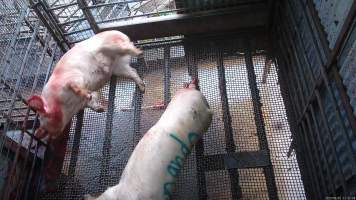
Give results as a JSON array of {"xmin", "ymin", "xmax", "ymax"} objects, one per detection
[
  {"xmin": 159, "ymin": 79, "xmax": 213, "ymax": 134},
  {"xmin": 27, "ymin": 95, "xmax": 64, "ymax": 139},
  {"xmin": 98, "ymin": 30, "xmax": 142, "ymax": 57}
]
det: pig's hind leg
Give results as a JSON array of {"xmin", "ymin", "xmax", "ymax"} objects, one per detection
[
  {"xmin": 67, "ymin": 81, "xmax": 92, "ymax": 100},
  {"xmin": 86, "ymin": 91, "xmax": 107, "ymax": 113},
  {"xmin": 114, "ymin": 65, "xmax": 145, "ymax": 92}
]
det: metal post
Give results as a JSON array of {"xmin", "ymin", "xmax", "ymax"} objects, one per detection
[
  {"xmin": 14, "ymin": 33, "xmax": 54, "ymax": 199},
  {"xmin": 315, "ymin": 90, "xmax": 348, "ymax": 193},
  {"xmin": 184, "ymin": 42, "xmax": 207, "ymax": 200},
  {"xmin": 309, "ymin": 106, "xmax": 337, "ymax": 195},
  {"xmin": 216, "ymin": 46, "xmax": 242, "ymax": 200},
  {"xmin": 163, "ymin": 47, "xmax": 171, "ymax": 105},
  {"xmin": 68, "ymin": 111, "xmax": 84, "ymax": 178},
  {"xmin": 131, "ymin": 56, "xmax": 145, "ymax": 146},
  {"xmin": 0, "ymin": 8, "xmax": 28, "ymax": 77},
  {"xmin": 244, "ymin": 38, "xmax": 278, "ymax": 200},
  {"xmin": 2, "ymin": 21, "xmax": 41, "ymax": 200},
  {"xmin": 99, "ymin": 76, "xmax": 117, "ymax": 190}
]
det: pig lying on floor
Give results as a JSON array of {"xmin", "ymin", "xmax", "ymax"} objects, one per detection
[
  {"xmin": 84, "ymin": 79, "xmax": 213, "ymax": 200},
  {"xmin": 27, "ymin": 30, "xmax": 145, "ymax": 140}
]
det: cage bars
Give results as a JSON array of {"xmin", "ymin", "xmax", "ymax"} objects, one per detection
[
  {"xmin": 244, "ymin": 38, "xmax": 278, "ymax": 200},
  {"xmin": 216, "ymin": 46, "xmax": 242, "ymax": 199},
  {"xmin": 184, "ymin": 42, "xmax": 207, "ymax": 199},
  {"xmin": 13, "ymin": 31, "xmax": 52, "ymax": 200},
  {"xmin": 99, "ymin": 76, "xmax": 118, "ymax": 190}
]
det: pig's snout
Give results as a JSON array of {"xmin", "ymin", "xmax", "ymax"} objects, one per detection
[{"xmin": 183, "ymin": 79, "xmax": 198, "ymax": 89}]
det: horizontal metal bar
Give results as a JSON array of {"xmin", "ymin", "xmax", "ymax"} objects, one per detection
[
  {"xmin": 49, "ymin": 1, "xmax": 77, "ymax": 11},
  {"xmin": 100, "ymin": 4, "xmax": 268, "ymax": 41},
  {"xmin": 58, "ymin": 17, "xmax": 86, "ymax": 26},
  {"xmin": 64, "ymin": 27, "xmax": 91, "ymax": 36},
  {"xmin": 203, "ymin": 150, "xmax": 270, "ymax": 171},
  {"xmin": 86, "ymin": 0, "xmax": 143, "ymax": 9}
]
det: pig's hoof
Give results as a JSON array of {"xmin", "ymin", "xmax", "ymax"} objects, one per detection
[
  {"xmin": 86, "ymin": 93, "xmax": 92, "ymax": 100},
  {"xmin": 83, "ymin": 194, "xmax": 95, "ymax": 200},
  {"xmin": 139, "ymin": 84, "xmax": 145, "ymax": 93},
  {"xmin": 95, "ymin": 106, "xmax": 106, "ymax": 113}
]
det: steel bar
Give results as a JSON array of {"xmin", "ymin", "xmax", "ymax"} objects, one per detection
[
  {"xmin": 99, "ymin": 4, "xmax": 268, "ymax": 41},
  {"xmin": 304, "ymin": 113, "xmax": 328, "ymax": 195},
  {"xmin": 0, "ymin": 20, "xmax": 40, "ymax": 162},
  {"xmin": 309, "ymin": 106, "xmax": 337, "ymax": 195},
  {"xmin": 99, "ymin": 76, "xmax": 117, "ymax": 190},
  {"xmin": 86, "ymin": 0, "xmax": 145, "ymax": 9},
  {"xmin": 163, "ymin": 47, "xmax": 171, "ymax": 105},
  {"xmin": 0, "ymin": 8, "xmax": 28, "ymax": 77},
  {"xmin": 68, "ymin": 111, "xmax": 84, "ymax": 178},
  {"xmin": 29, "ymin": 0, "xmax": 70, "ymax": 51},
  {"xmin": 13, "ymin": 32, "xmax": 52, "ymax": 200},
  {"xmin": 315, "ymin": 90, "xmax": 348, "ymax": 192},
  {"xmin": 320, "ymin": 66, "xmax": 356, "ymax": 160},
  {"xmin": 331, "ymin": 67, "xmax": 356, "ymax": 134},
  {"xmin": 77, "ymin": 0, "xmax": 99, "ymax": 32},
  {"xmin": 23, "ymin": 139, "xmax": 41, "ymax": 200},
  {"xmin": 49, "ymin": 1, "xmax": 77, "ymax": 11},
  {"xmin": 203, "ymin": 150, "xmax": 270, "ymax": 170},
  {"xmin": 244, "ymin": 38, "xmax": 278, "ymax": 200},
  {"xmin": 184, "ymin": 43, "xmax": 207, "ymax": 200},
  {"xmin": 216, "ymin": 46, "xmax": 242, "ymax": 200},
  {"xmin": 299, "ymin": 121, "xmax": 323, "ymax": 199},
  {"xmin": 274, "ymin": 45, "xmax": 314, "ymax": 199}
]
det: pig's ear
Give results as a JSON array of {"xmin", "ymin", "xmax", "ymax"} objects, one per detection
[{"xmin": 27, "ymin": 95, "xmax": 47, "ymax": 114}]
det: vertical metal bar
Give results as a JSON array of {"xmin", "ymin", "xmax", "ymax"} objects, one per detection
[
  {"xmin": 184, "ymin": 42, "xmax": 207, "ymax": 200},
  {"xmin": 132, "ymin": 57, "xmax": 144, "ymax": 146},
  {"xmin": 216, "ymin": 46, "xmax": 242, "ymax": 200},
  {"xmin": 99, "ymin": 76, "xmax": 117, "ymax": 190},
  {"xmin": 163, "ymin": 47, "xmax": 171, "ymax": 105},
  {"xmin": 23, "ymin": 137, "xmax": 41, "ymax": 200},
  {"xmin": 0, "ymin": 9, "xmax": 29, "ymax": 153},
  {"xmin": 4, "ymin": 20, "xmax": 39, "ymax": 119},
  {"xmin": 303, "ymin": 0, "xmax": 330, "ymax": 63},
  {"xmin": 309, "ymin": 105, "xmax": 337, "ymax": 195},
  {"xmin": 34, "ymin": 153, "xmax": 46, "ymax": 200},
  {"xmin": 321, "ymin": 67, "xmax": 356, "ymax": 158},
  {"xmin": 280, "ymin": 11, "xmax": 310, "ymax": 106},
  {"xmin": 0, "ymin": 8, "xmax": 28, "ymax": 77},
  {"xmin": 278, "ymin": 22, "xmax": 305, "ymax": 118},
  {"xmin": 315, "ymin": 90, "xmax": 348, "ymax": 193},
  {"xmin": 244, "ymin": 38, "xmax": 278, "ymax": 200},
  {"xmin": 68, "ymin": 111, "xmax": 84, "ymax": 178},
  {"xmin": 330, "ymin": 66, "xmax": 356, "ymax": 136},
  {"xmin": 299, "ymin": 120, "xmax": 322, "ymax": 199},
  {"xmin": 77, "ymin": 0, "xmax": 99, "ymax": 32},
  {"xmin": 275, "ymin": 49, "xmax": 313, "ymax": 199},
  {"xmin": 14, "ymin": 32, "xmax": 52, "ymax": 199},
  {"xmin": 23, "ymin": 46, "xmax": 59, "ymax": 200},
  {"xmin": 2, "ymin": 21, "xmax": 40, "ymax": 200},
  {"xmin": 276, "ymin": 38, "xmax": 303, "ymax": 118},
  {"xmin": 304, "ymin": 112, "xmax": 328, "ymax": 196}
]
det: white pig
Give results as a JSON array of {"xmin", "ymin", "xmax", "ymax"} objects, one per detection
[
  {"xmin": 84, "ymin": 79, "xmax": 213, "ymax": 200},
  {"xmin": 27, "ymin": 30, "xmax": 145, "ymax": 140}
]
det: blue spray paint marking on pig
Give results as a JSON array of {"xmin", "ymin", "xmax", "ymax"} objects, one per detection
[{"xmin": 163, "ymin": 132, "xmax": 200, "ymax": 198}]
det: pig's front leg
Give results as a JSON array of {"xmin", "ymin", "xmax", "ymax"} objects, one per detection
[
  {"xmin": 86, "ymin": 91, "xmax": 107, "ymax": 112},
  {"xmin": 113, "ymin": 65, "xmax": 145, "ymax": 93}
]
